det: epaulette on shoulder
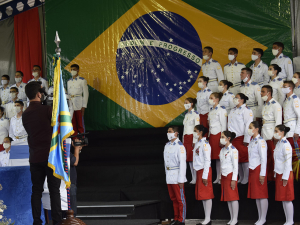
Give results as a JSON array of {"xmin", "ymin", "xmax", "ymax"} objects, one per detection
[
  {"xmin": 271, "ymin": 100, "xmax": 276, "ymax": 104},
  {"xmin": 79, "ymin": 77, "xmax": 85, "ymax": 80},
  {"xmin": 293, "ymin": 95, "xmax": 297, "ymax": 99},
  {"xmin": 224, "ymin": 63, "xmax": 230, "ymax": 67},
  {"xmin": 5, "ymin": 118, "xmax": 9, "ymax": 120},
  {"xmin": 259, "ymin": 136, "xmax": 263, "ymax": 139},
  {"xmin": 246, "ymin": 106, "xmax": 250, "ymax": 109},
  {"xmin": 212, "ymin": 59, "xmax": 218, "ymax": 63},
  {"xmin": 277, "ymin": 78, "xmax": 283, "ymax": 81},
  {"xmin": 237, "ymin": 62, "xmax": 244, "ymax": 65},
  {"xmin": 283, "ymin": 140, "xmax": 287, "ymax": 143},
  {"xmin": 207, "ymin": 89, "xmax": 211, "ymax": 92},
  {"xmin": 251, "ymin": 81, "xmax": 258, "ymax": 85},
  {"xmin": 262, "ymin": 62, "xmax": 268, "ymax": 65},
  {"xmin": 68, "ymin": 78, "xmax": 72, "ymax": 81},
  {"xmin": 178, "ymin": 141, "xmax": 183, "ymax": 146},
  {"xmin": 198, "ymin": 90, "xmax": 201, "ymax": 93},
  {"xmin": 221, "ymin": 106, "xmax": 226, "ymax": 109},
  {"xmin": 231, "ymin": 145, "xmax": 236, "ymax": 149},
  {"xmin": 228, "ymin": 92, "xmax": 234, "ymax": 95},
  {"xmin": 283, "ymin": 55, "xmax": 289, "ymax": 58},
  {"xmin": 194, "ymin": 110, "xmax": 199, "ymax": 114},
  {"xmin": 205, "ymin": 140, "xmax": 209, "ymax": 144}
]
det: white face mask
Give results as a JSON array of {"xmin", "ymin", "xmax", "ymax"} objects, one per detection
[
  {"xmin": 15, "ymin": 77, "xmax": 22, "ymax": 83},
  {"xmin": 218, "ymin": 85, "xmax": 224, "ymax": 92},
  {"xmin": 268, "ymin": 70, "xmax": 274, "ymax": 77},
  {"xmin": 193, "ymin": 132, "xmax": 199, "ymax": 139},
  {"xmin": 281, "ymin": 87, "xmax": 291, "ymax": 94},
  {"xmin": 228, "ymin": 54, "xmax": 235, "ymax": 61},
  {"xmin": 3, "ymin": 143, "xmax": 10, "ymax": 149},
  {"xmin": 32, "ymin": 72, "xmax": 39, "ymax": 77},
  {"xmin": 184, "ymin": 103, "xmax": 191, "ymax": 110},
  {"xmin": 233, "ymin": 98, "xmax": 240, "ymax": 106},
  {"xmin": 247, "ymin": 129, "xmax": 254, "ymax": 136},
  {"xmin": 292, "ymin": 78, "xmax": 298, "ymax": 84},
  {"xmin": 273, "ymin": 132, "xmax": 281, "ymax": 140},
  {"xmin": 15, "ymin": 106, "xmax": 21, "ymax": 114},
  {"xmin": 167, "ymin": 133, "xmax": 176, "ymax": 141},
  {"xmin": 71, "ymin": 71, "xmax": 78, "ymax": 76},
  {"xmin": 10, "ymin": 93, "xmax": 17, "ymax": 98},
  {"xmin": 208, "ymin": 99, "xmax": 215, "ymax": 105},
  {"xmin": 220, "ymin": 138, "xmax": 227, "ymax": 145},
  {"xmin": 203, "ymin": 55, "xmax": 209, "ymax": 60},
  {"xmin": 261, "ymin": 94, "xmax": 268, "ymax": 101},
  {"xmin": 251, "ymin": 55, "xmax": 259, "ymax": 61},
  {"xmin": 242, "ymin": 77, "xmax": 248, "ymax": 83},
  {"xmin": 272, "ymin": 49, "xmax": 279, "ymax": 56},
  {"xmin": 1, "ymin": 80, "xmax": 8, "ymax": 85},
  {"xmin": 198, "ymin": 82, "xmax": 204, "ymax": 89}
]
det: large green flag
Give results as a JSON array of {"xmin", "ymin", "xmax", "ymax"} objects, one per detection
[{"xmin": 45, "ymin": 0, "xmax": 292, "ymax": 130}]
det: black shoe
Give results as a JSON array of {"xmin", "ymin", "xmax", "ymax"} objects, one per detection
[
  {"xmin": 175, "ymin": 222, "xmax": 185, "ymax": 225},
  {"xmin": 170, "ymin": 220, "xmax": 178, "ymax": 225}
]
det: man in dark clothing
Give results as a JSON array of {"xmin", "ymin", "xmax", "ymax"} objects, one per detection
[{"xmin": 22, "ymin": 81, "xmax": 62, "ymax": 225}]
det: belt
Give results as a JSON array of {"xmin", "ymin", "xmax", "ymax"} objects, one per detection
[
  {"xmin": 284, "ymin": 118, "xmax": 297, "ymax": 124},
  {"xmin": 70, "ymin": 94, "xmax": 81, "ymax": 98},
  {"xmin": 247, "ymin": 102, "xmax": 258, "ymax": 107},
  {"xmin": 166, "ymin": 166, "xmax": 179, "ymax": 170},
  {"xmin": 257, "ymin": 81, "xmax": 264, "ymax": 85},
  {"xmin": 262, "ymin": 120, "xmax": 275, "ymax": 124},
  {"xmin": 16, "ymin": 134, "xmax": 28, "ymax": 139},
  {"xmin": 208, "ymin": 78, "xmax": 217, "ymax": 83},
  {"xmin": 2, "ymin": 100, "xmax": 8, "ymax": 105},
  {"xmin": 231, "ymin": 82, "xmax": 241, "ymax": 88}
]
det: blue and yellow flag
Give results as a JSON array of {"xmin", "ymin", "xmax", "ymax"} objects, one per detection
[{"xmin": 48, "ymin": 55, "xmax": 74, "ymax": 188}]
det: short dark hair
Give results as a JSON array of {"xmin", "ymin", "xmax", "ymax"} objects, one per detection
[
  {"xmin": 10, "ymin": 87, "xmax": 18, "ymax": 92},
  {"xmin": 204, "ymin": 46, "xmax": 213, "ymax": 54},
  {"xmin": 236, "ymin": 93, "xmax": 249, "ymax": 103},
  {"xmin": 71, "ymin": 64, "xmax": 80, "ymax": 70},
  {"xmin": 168, "ymin": 126, "xmax": 179, "ymax": 133},
  {"xmin": 15, "ymin": 100, "xmax": 24, "ymax": 106},
  {"xmin": 16, "ymin": 71, "xmax": 24, "ymax": 77},
  {"xmin": 253, "ymin": 48, "xmax": 264, "ymax": 57},
  {"xmin": 2, "ymin": 75, "xmax": 10, "ymax": 81},
  {"xmin": 276, "ymin": 124, "xmax": 290, "ymax": 136},
  {"xmin": 211, "ymin": 92, "xmax": 223, "ymax": 100},
  {"xmin": 229, "ymin": 48, "xmax": 238, "ymax": 54},
  {"xmin": 186, "ymin": 97, "xmax": 197, "ymax": 108},
  {"xmin": 284, "ymin": 81, "xmax": 295, "ymax": 90},
  {"xmin": 220, "ymin": 80, "xmax": 233, "ymax": 89},
  {"xmin": 242, "ymin": 68, "xmax": 253, "ymax": 78},
  {"xmin": 270, "ymin": 64, "xmax": 282, "ymax": 75},
  {"xmin": 273, "ymin": 42, "xmax": 284, "ymax": 50},
  {"xmin": 262, "ymin": 85, "xmax": 273, "ymax": 96},
  {"xmin": 199, "ymin": 76, "xmax": 209, "ymax": 84},
  {"xmin": 250, "ymin": 121, "xmax": 262, "ymax": 133},
  {"xmin": 33, "ymin": 65, "xmax": 41, "ymax": 70},
  {"xmin": 25, "ymin": 81, "xmax": 42, "ymax": 100},
  {"xmin": 223, "ymin": 131, "xmax": 236, "ymax": 143},
  {"xmin": 4, "ymin": 137, "xmax": 13, "ymax": 143}
]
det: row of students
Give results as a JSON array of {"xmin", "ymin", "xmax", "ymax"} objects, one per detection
[
  {"xmin": 202, "ymin": 42, "xmax": 293, "ymax": 95},
  {"xmin": 164, "ymin": 123, "xmax": 294, "ymax": 225}
]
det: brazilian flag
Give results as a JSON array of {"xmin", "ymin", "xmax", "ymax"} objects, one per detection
[{"xmin": 45, "ymin": 0, "xmax": 292, "ymax": 130}]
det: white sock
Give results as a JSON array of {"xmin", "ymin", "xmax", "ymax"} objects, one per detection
[
  {"xmin": 256, "ymin": 199, "xmax": 268, "ymax": 225},
  {"xmin": 283, "ymin": 201, "xmax": 294, "ymax": 225},
  {"xmin": 230, "ymin": 201, "xmax": 239, "ymax": 225},
  {"xmin": 202, "ymin": 199, "xmax": 212, "ymax": 224},
  {"xmin": 283, "ymin": 201, "xmax": 287, "ymax": 225},
  {"xmin": 227, "ymin": 201, "xmax": 233, "ymax": 225},
  {"xmin": 241, "ymin": 162, "xmax": 249, "ymax": 184},
  {"xmin": 214, "ymin": 160, "xmax": 220, "ymax": 183},
  {"xmin": 202, "ymin": 200, "xmax": 206, "ymax": 223},
  {"xmin": 238, "ymin": 164, "xmax": 243, "ymax": 183},
  {"xmin": 189, "ymin": 162, "xmax": 196, "ymax": 181},
  {"xmin": 255, "ymin": 199, "xmax": 261, "ymax": 224}
]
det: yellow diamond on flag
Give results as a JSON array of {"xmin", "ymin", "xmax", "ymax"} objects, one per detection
[{"xmin": 66, "ymin": 0, "xmax": 267, "ymax": 127}]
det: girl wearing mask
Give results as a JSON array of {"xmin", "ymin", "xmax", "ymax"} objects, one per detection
[
  {"xmin": 0, "ymin": 137, "xmax": 12, "ymax": 167},
  {"xmin": 247, "ymin": 121, "xmax": 268, "ymax": 225},
  {"xmin": 10, "ymin": 71, "xmax": 27, "ymax": 101},
  {"xmin": 292, "ymin": 72, "xmax": 300, "ymax": 98},
  {"xmin": 208, "ymin": 92, "xmax": 227, "ymax": 184},
  {"xmin": 228, "ymin": 93, "xmax": 253, "ymax": 184},
  {"xmin": 219, "ymin": 131, "xmax": 239, "ymax": 225},
  {"xmin": 218, "ymin": 80, "xmax": 235, "ymax": 115},
  {"xmin": 183, "ymin": 98, "xmax": 200, "ymax": 184},
  {"xmin": 193, "ymin": 125, "xmax": 214, "ymax": 225},
  {"xmin": 0, "ymin": 107, "xmax": 9, "ymax": 152},
  {"xmin": 273, "ymin": 125, "xmax": 294, "ymax": 225},
  {"xmin": 268, "ymin": 64, "xmax": 285, "ymax": 106},
  {"xmin": 196, "ymin": 76, "xmax": 211, "ymax": 137}
]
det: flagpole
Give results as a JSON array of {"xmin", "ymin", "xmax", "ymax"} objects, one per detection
[{"xmin": 55, "ymin": 32, "xmax": 86, "ymax": 225}]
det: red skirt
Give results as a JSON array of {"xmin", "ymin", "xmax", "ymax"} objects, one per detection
[
  {"xmin": 266, "ymin": 140, "xmax": 275, "ymax": 181},
  {"xmin": 221, "ymin": 172, "xmax": 239, "ymax": 201},
  {"xmin": 232, "ymin": 136, "xmax": 248, "ymax": 162},
  {"xmin": 287, "ymin": 137, "xmax": 300, "ymax": 180},
  {"xmin": 209, "ymin": 133, "xmax": 221, "ymax": 160},
  {"xmin": 200, "ymin": 113, "xmax": 209, "ymax": 138},
  {"xmin": 0, "ymin": 144, "xmax": 4, "ymax": 152},
  {"xmin": 184, "ymin": 134, "xmax": 193, "ymax": 162},
  {"xmin": 275, "ymin": 172, "xmax": 294, "ymax": 201},
  {"xmin": 247, "ymin": 165, "xmax": 268, "ymax": 199},
  {"xmin": 195, "ymin": 168, "xmax": 214, "ymax": 200}
]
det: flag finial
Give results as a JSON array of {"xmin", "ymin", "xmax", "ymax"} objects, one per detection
[{"xmin": 54, "ymin": 31, "xmax": 61, "ymax": 56}]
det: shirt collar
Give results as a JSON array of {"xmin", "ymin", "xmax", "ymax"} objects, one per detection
[
  {"xmin": 225, "ymin": 144, "xmax": 232, "ymax": 150},
  {"xmin": 203, "ymin": 87, "xmax": 209, "ymax": 92},
  {"xmin": 188, "ymin": 108, "xmax": 195, "ymax": 114},
  {"xmin": 199, "ymin": 137, "xmax": 206, "ymax": 142},
  {"xmin": 281, "ymin": 137, "xmax": 287, "ymax": 143},
  {"xmin": 277, "ymin": 53, "xmax": 283, "ymax": 59},
  {"xmin": 214, "ymin": 104, "xmax": 220, "ymax": 110},
  {"xmin": 288, "ymin": 94, "xmax": 295, "ymax": 100},
  {"xmin": 242, "ymin": 79, "xmax": 252, "ymax": 87},
  {"xmin": 265, "ymin": 98, "xmax": 275, "ymax": 105},
  {"xmin": 230, "ymin": 61, "xmax": 239, "ymax": 66},
  {"xmin": 253, "ymin": 134, "xmax": 260, "ymax": 141}
]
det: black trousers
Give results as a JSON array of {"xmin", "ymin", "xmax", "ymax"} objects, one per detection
[
  {"xmin": 70, "ymin": 184, "xmax": 77, "ymax": 216},
  {"xmin": 30, "ymin": 161, "xmax": 62, "ymax": 225}
]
